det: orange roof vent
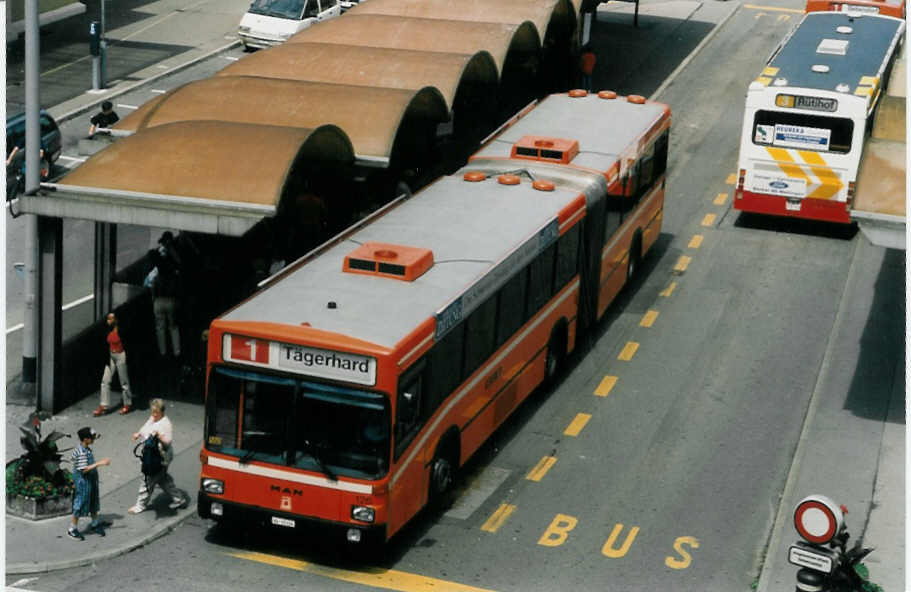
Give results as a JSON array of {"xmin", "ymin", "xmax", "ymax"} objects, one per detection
[
  {"xmin": 511, "ymin": 135, "xmax": 579, "ymax": 165},
  {"xmin": 343, "ymin": 242, "xmax": 434, "ymax": 282}
]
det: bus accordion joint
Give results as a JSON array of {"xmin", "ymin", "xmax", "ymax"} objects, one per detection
[{"xmin": 343, "ymin": 242, "xmax": 434, "ymax": 282}]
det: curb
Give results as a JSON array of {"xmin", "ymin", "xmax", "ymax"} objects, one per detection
[
  {"xmin": 5, "ymin": 505, "xmax": 197, "ymax": 575},
  {"xmin": 650, "ymin": 1, "xmax": 742, "ymax": 101},
  {"xmin": 754, "ymin": 238, "xmax": 864, "ymax": 592},
  {"xmin": 50, "ymin": 39, "xmax": 241, "ymax": 125}
]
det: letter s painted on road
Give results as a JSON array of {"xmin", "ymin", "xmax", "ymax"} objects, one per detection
[{"xmin": 665, "ymin": 535, "xmax": 699, "ymax": 569}]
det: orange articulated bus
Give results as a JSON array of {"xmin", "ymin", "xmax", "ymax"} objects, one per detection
[
  {"xmin": 197, "ymin": 90, "xmax": 671, "ymax": 548},
  {"xmin": 806, "ymin": 0, "xmax": 905, "ymax": 18}
]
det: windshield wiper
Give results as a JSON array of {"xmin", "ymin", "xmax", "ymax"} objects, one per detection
[{"xmin": 303, "ymin": 439, "xmax": 336, "ymax": 481}]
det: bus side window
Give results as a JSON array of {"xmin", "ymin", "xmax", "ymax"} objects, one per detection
[
  {"xmin": 464, "ymin": 295, "xmax": 498, "ymax": 377},
  {"xmin": 604, "ymin": 209, "xmax": 621, "ymax": 243},
  {"xmin": 554, "ymin": 224, "xmax": 581, "ymax": 290},
  {"xmin": 638, "ymin": 141, "xmax": 655, "ymax": 198},
  {"xmin": 427, "ymin": 324, "xmax": 465, "ymax": 415},
  {"xmin": 496, "ymin": 268, "xmax": 528, "ymax": 347},
  {"xmin": 654, "ymin": 131, "xmax": 669, "ymax": 179},
  {"xmin": 528, "ymin": 242, "xmax": 556, "ymax": 312},
  {"xmin": 394, "ymin": 361, "xmax": 426, "ymax": 458},
  {"xmin": 625, "ymin": 160, "xmax": 640, "ymax": 201}
]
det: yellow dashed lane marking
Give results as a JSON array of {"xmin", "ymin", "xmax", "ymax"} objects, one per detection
[
  {"xmin": 660, "ymin": 282, "xmax": 676, "ymax": 297},
  {"xmin": 595, "ymin": 375, "xmax": 618, "ymax": 397},
  {"xmin": 673, "ymin": 256, "xmax": 691, "ymax": 272},
  {"xmin": 688, "ymin": 235, "xmax": 703, "ymax": 249},
  {"xmin": 564, "ymin": 413, "xmax": 592, "ymax": 436},
  {"xmin": 526, "ymin": 456, "xmax": 558, "ymax": 482},
  {"xmin": 640, "ymin": 310, "xmax": 659, "ymax": 327},
  {"xmin": 701, "ymin": 214, "xmax": 716, "ymax": 227},
  {"xmin": 714, "ymin": 192, "xmax": 728, "ymax": 205},
  {"xmin": 744, "ymin": 3, "xmax": 804, "ymax": 12},
  {"xmin": 725, "ymin": 173, "xmax": 737, "ymax": 185},
  {"xmin": 618, "ymin": 342, "xmax": 639, "ymax": 361},
  {"xmin": 481, "ymin": 503, "xmax": 517, "ymax": 533},
  {"xmin": 227, "ymin": 550, "xmax": 497, "ymax": 592}
]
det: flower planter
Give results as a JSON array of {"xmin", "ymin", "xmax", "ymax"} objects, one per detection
[{"xmin": 6, "ymin": 492, "xmax": 71, "ymax": 520}]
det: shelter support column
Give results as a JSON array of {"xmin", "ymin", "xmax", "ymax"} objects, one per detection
[
  {"xmin": 37, "ymin": 216, "xmax": 63, "ymax": 413},
  {"xmin": 94, "ymin": 222, "xmax": 116, "ymax": 320}
]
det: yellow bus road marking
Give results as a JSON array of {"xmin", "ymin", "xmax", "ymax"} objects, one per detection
[
  {"xmin": 714, "ymin": 192, "xmax": 728, "ymax": 205},
  {"xmin": 481, "ymin": 503, "xmax": 517, "ymax": 533},
  {"xmin": 564, "ymin": 413, "xmax": 592, "ymax": 436},
  {"xmin": 526, "ymin": 456, "xmax": 558, "ymax": 481},
  {"xmin": 744, "ymin": 3, "xmax": 804, "ymax": 12},
  {"xmin": 688, "ymin": 235, "xmax": 704, "ymax": 249},
  {"xmin": 640, "ymin": 310, "xmax": 659, "ymax": 328},
  {"xmin": 227, "ymin": 550, "xmax": 498, "ymax": 592},
  {"xmin": 595, "ymin": 375, "xmax": 618, "ymax": 397},
  {"xmin": 673, "ymin": 256, "xmax": 691, "ymax": 273},
  {"xmin": 618, "ymin": 341, "xmax": 639, "ymax": 361},
  {"xmin": 660, "ymin": 282, "xmax": 676, "ymax": 297},
  {"xmin": 701, "ymin": 214, "xmax": 716, "ymax": 227},
  {"xmin": 725, "ymin": 173, "xmax": 737, "ymax": 185}
]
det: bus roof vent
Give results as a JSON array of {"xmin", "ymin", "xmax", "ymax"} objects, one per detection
[
  {"xmin": 343, "ymin": 242, "xmax": 434, "ymax": 282},
  {"xmin": 511, "ymin": 135, "xmax": 580, "ymax": 165},
  {"xmin": 817, "ymin": 38, "xmax": 849, "ymax": 56}
]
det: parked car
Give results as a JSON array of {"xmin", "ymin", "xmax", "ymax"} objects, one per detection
[
  {"xmin": 238, "ymin": 0, "xmax": 342, "ymax": 50},
  {"xmin": 6, "ymin": 110, "xmax": 62, "ymax": 164}
]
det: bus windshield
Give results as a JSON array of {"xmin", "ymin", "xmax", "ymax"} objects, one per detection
[
  {"xmin": 247, "ymin": 0, "xmax": 307, "ymax": 20},
  {"xmin": 206, "ymin": 367, "xmax": 390, "ymax": 480}
]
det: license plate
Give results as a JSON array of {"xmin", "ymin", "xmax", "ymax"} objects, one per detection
[
  {"xmin": 271, "ymin": 516, "xmax": 295, "ymax": 528},
  {"xmin": 786, "ymin": 200, "xmax": 801, "ymax": 211}
]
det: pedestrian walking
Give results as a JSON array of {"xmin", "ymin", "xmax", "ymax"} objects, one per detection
[
  {"xmin": 69, "ymin": 427, "xmax": 110, "ymax": 540},
  {"xmin": 580, "ymin": 45, "xmax": 596, "ymax": 92},
  {"xmin": 148, "ymin": 231, "xmax": 183, "ymax": 361},
  {"xmin": 94, "ymin": 312, "xmax": 133, "ymax": 416},
  {"xmin": 128, "ymin": 399, "xmax": 186, "ymax": 514},
  {"xmin": 89, "ymin": 100, "xmax": 120, "ymax": 136}
]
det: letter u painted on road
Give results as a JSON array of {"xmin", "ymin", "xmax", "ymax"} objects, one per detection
[
  {"xmin": 601, "ymin": 523, "xmax": 639, "ymax": 558},
  {"xmin": 538, "ymin": 514, "xmax": 578, "ymax": 547}
]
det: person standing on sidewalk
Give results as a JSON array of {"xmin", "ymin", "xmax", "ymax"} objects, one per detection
[
  {"xmin": 579, "ymin": 45, "xmax": 596, "ymax": 92},
  {"xmin": 69, "ymin": 427, "xmax": 110, "ymax": 540},
  {"xmin": 149, "ymin": 232, "xmax": 183, "ymax": 362},
  {"xmin": 94, "ymin": 312, "xmax": 133, "ymax": 416},
  {"xmin": 128, "ymin": 399, "xmax": 186, "ymax": 514}
]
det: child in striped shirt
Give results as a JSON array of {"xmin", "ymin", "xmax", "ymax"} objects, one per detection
[{"xmin": 69, "ymin": 427, "xmax": 111, "ymax": 540}]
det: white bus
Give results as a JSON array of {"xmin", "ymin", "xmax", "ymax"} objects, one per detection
[{"xmin": 734, "ymin": 11, "xmax": 904, "ymax": 224}]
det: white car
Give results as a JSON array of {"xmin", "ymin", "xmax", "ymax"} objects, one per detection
[{"xmin": 238, "ymin": 0, "xmax": 342, "ymax": 50}]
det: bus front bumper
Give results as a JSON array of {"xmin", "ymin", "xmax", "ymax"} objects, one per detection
[{"xmin": 198, "ymin": 492, "xmax": 386, "ymax": 545}]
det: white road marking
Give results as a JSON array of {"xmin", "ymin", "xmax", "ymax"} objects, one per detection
[
  {"xmin": 150, "ymin": 89, "xmax": 167, "ymax": 94},
  {"xmin": 58, "ymin": 155, "xmax": 86, "ymax": 163},
  {"xmin": 116, "ymin": 104, "xmax": 139, "ymax": 110},
  {"xmin": 224, "ymin": 56, "xmax": 239, "ymax": 61}
]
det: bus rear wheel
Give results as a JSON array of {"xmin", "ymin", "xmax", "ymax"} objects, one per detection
[
  {"xmin": 545, "ymin": 327, "xmax": 567, "ymax": 385},
  {"xmin": 627, "ymin": 233, "xmax": 642, "ymax": 282}
]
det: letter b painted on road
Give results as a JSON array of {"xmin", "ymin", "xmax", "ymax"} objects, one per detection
[{"xmin": 537, "ymin": 514, "xmax": 578, "ymax": 547}]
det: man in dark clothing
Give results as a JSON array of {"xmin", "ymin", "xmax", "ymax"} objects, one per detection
[
  {"xmin": 150, "ymin": 232, "xmax": 183, "ymax": 359},
  {"xmin": 89, "ymin": 101, "xmax": 119, "ymax": 136}
]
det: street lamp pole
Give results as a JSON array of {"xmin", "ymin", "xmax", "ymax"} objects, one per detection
[{"xmin": 22, "ymin": 0, "xmax": 41, "ymax": 398}]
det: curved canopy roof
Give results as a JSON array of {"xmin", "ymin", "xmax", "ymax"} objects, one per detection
[
  {"xmin": 115, "ymin": 76, "xmax": 448, "ymax": 160},
  {"xmin": 289, "ymin": 15, "xmax": 541, "ymax": 72},
  {"xmin": 217, "ymin": 43, "xmax": 498, "ymax": 110},
  {"xmin": 347, "ymin": 0, "xmax": 575, "ymax": 36}
]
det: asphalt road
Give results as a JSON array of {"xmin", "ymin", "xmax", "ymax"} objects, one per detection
[{"xmin": 5, "ymin": 0, "xmax": 904, "ymax": 590}]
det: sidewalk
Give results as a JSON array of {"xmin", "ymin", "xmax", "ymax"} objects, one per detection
[
  {"xmin": 6, "ymin": 392, "xmax": 204, "ymax": 575},
  {"xmin": 756, "ymin": 239, "xmax": 905, "ymax": 591}
]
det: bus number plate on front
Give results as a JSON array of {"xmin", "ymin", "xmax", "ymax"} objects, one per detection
[{"xmin": 271, "ymin": 516, "xmax": 295, "ymax": 528}]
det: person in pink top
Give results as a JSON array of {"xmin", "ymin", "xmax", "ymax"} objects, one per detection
[{"xmin": 94, "ymin": 312, "xmax": 133, "ymax": 416}]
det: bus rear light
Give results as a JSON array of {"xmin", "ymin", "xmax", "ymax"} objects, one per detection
[
  {"xmin": 351, "ymin": 505, "xmax": 376, "ymax": 523},
  {"xmin": 737, "ymin": 169, "xmax": 746, "ymax": 192},
  {"xmin": 847, "ymin": 181, "xmax": 856, "ymax": 205}
]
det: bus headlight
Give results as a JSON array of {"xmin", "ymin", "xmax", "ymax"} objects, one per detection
[
  {"xmin": 351, "ymin": 505, "xmax": 375, "ymax": 523},
  {"xmin": 202, "ymin": 478, "xmax": 224, "ymax": 494}
]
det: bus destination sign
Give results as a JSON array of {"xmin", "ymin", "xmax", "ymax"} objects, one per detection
[
  {"xmin": 794, "ymin": 95, "xmax": 837, "ymax": 112},
  {"xmin": 223, "ymin": 334, "xmax": 376, "ymax": 385}
]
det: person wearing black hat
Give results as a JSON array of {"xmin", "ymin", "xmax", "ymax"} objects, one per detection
[{"xmin": 68, "ymin": 427, "xmax": 110, "ymax": 540}]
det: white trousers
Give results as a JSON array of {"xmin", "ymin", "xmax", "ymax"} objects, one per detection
[{"xmin": 100, "ymin": 351, "xmax": 132, "ymax": 407}]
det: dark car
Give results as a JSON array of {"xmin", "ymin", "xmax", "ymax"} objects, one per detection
[{"xmin": 6, "ymin": 110, "xmax": 62, "ymax": 164}]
